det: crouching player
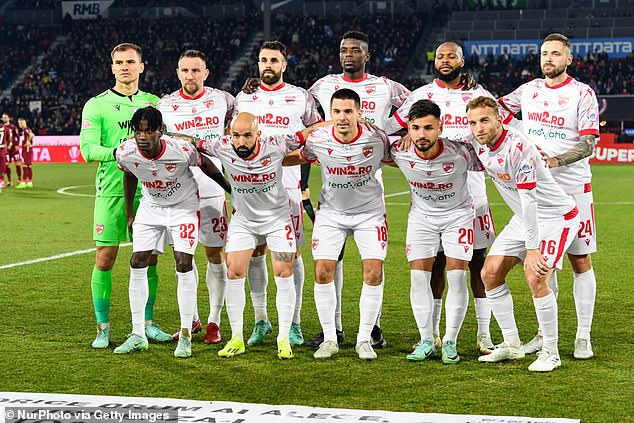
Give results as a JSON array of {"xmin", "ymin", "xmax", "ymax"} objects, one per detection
[
  {"xmin": 466, "ymin": 97, "xmax": 579, "ymax": 372},
  {"xmin": 114, "ymin": 106, "xmax": 230, "ymax": 358}
]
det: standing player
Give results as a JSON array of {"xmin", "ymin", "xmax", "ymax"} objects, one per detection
[
  {"xmin": 114, "ymin": 107, "xmax": 230, "ymax": 358},
  {"xmin": 498, "ymin": 33, "xmax": 599, "ymax": 359},
  {"xmin": 1, "ymin": 113, "xmax": 21, "ymax": 188},
  {"xmin": 292, "ymin": 89, "xmax": 391, "ymax": 360},
  {"xmin": 80, "ymin": 43, "xmax": 171, "ymax": 348},
  {"xmin": 18, "ymin": 118, "xmax": 34, "ymax": 188},
  {"xmin": 234, "ymin": 40, "xmax": 321, "ymax": 347},
  {"xmin": 184, "ymin": 112, "xmax": 319, "ymax": 359},
  {"xmin": 157, "ymin": 49, "xmax": 235, "ymax": 345},
  {"xmin": 467, "ymin": 97, "xmax": 579, "ymax": 372},
  {"xmin": 385, "ymin": 42, "xmax": 499, "ymax": 354},
  {"xmin": 305, "ymin": 31, "xmax": 410, "ymax": 348},
  {"xmin": 388, "ymin": 100, "xmax": 482, "ymax": 363}
]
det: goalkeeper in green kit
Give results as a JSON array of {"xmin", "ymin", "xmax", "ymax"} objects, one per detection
[{"xmin": 80, "ymin": 43, "xmax": 171, "ymax": 348}]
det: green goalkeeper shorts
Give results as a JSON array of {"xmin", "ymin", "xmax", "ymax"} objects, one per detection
[{"xmin": 93, "ymin": 196, "xmax": 140, "ymax": 246}]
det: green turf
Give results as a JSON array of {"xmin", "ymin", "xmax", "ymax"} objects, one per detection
[{"xmin": 0, "ymin": 163, "xmax": 632, "ymax": 422}]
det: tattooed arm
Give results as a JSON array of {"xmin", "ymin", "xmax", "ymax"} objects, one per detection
[
  {"xmin": 164, "ymin": 131, "xmax": 202, "ymax": 149},
  {"xmin": 539, "ymin": 135, "xmax": 597, "ymax": 168}
]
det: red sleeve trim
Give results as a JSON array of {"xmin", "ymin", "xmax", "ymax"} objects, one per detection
[
  {"xmin": 579, "ymin": 129, "xmax": 600, "ymax": 137},
  {"xmin": 498, "ymin": 98, "xmax": 515, "ymax": 124},
  {"xmin": 394, "ymin": 111, "xmax": 407, "ymax": 128},
  {"xmin": 296, "ymin": 131, "xmax": 305, "ymax": 145},
  {"xmin": 299, "ymin": 149, "xmax": 316, "ymax": 163},
  {"xmin": 517, "ymin": 182, "xmax": 536, "ymax": 189}
]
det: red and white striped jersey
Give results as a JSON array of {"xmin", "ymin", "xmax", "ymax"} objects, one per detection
[
  {"xmin": 386, "ymin": 79, "xmax": 508, "ymax": 199},
  {"xmin": 469, "ymin": 127, "xmax": 575, "ymax": 219},
  {"xmin": 389, "ymin": 138, "xmax": 482, "ymax": 216},
  {"xmin": 308, "ymin": 73, "xmax": 409, "ymax": 129},
  {"xmin": 301, "ymin": 125, "xmax": 390, "ymax": 215},
  {"xmin": 498, "ymin": 76, "xmax": 600, "ymax": 194},
  {"xmin": 200, "ymin": 133, "xmax": 303, "ymax": 222},
  {"xmin": 234, "ymin": 82, "xmax": 321, "ymax": 189},
  {"xmin": 116, "ymin": 136, "xmax": 202, "ymax": 208},
  {"xmin": 157, "ymin": 87, "xmax": 235, "ymax": 198}
]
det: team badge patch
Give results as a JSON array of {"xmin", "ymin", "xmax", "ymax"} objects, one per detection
[
  {"xmin": 165, "ymin": 164, "xmax": 176, "ymax": 172},
  {"xmin": 443, "ymin": 162, "xmax": 454, "ymax": 173},
  {"xmin": 312, "ymin": 239, "xmax": 319, "ymax": 250},
  {"xmin": 362, "ymin": 146, "xmax": 373, "ymax": 157},
  {"xmin": 204, "ymin": 100, "xmax": 214, "ymax": 108},
  {"xmin": 81, "ymin": 120, "xmax": 90, "ymax": 129},
  {"xmin": 365, "ymin": 85, "xmax": 376, "ymax": 95},
  {"xmin": 461, "ymin": 93, "xmax": 473, "ymax": 102},
  {"xmin": 558, "ymin": 96, "xmax": 569, "ymax": 107},
  {"xmin": 260, "ymin": 156, "xmax": 271, "ymax": 166},
  {"xmin": 497, "ymin": 154, "xmax": 505, "ymax": 165},
  {"xmin": 96, "ymin": 224, "xmax": 104, "ymax": 235}
]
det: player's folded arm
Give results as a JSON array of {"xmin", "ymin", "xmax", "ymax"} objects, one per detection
[
  {"xmin": 200, "ymin": 155, "xmax": 231, "ymax": 194},
  {"xmin": 283, "ymin": 149, "xmax": 308, "ymax": 166}
]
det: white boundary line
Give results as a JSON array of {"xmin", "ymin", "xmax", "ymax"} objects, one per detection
[
  {"xmin": 57, "ymin": 185, "xmax": 95, "ymax": 198},
  {"xmin": 0, "ymin": 243, "xmax": 131, "ymax": 270}
]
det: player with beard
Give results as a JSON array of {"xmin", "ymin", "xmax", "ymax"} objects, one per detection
[
  {"xmin": 234, "ymin": 41, "xmax": 321, "ymax": 348},
  {"xmin": 385, "ymin": 42, "xmax": 505, "ymax": 355},
  {"xmin": 498, "ymin": 33, "xmax": 600, "ymax": 360}
]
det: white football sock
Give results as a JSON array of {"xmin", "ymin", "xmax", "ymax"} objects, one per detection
[
  {"xmin": 410, "ymin": 270, "xmax": 434, "ymax": 342},
  {"xmin": 433, "ymin": 299, "xmax": 443, "ymax": 336},
  {"xmin": 129, "ymin": 266, "xmax": 149, "ymax": 338},
  {"xmin": 226, "ymin": 277, "xmax": 246, "ymax": 341},
  {"xmin": 176, "ymin": 270, "xmax": 197, "ymax": 339},
  {"xmin": 486, "ymin": 283, "xmax": 520, "ymax": 348},
  {"xmin": 314, "ymin": 281, "xmax": 337, "ymax": 342},
  {"xmin": 473, "ymin": 297, "xmax": 491, "ymax": 338},
  {"xmin": 334, "ymin": 260, "xmax": 344, "ymax": 331},
  {"xmin": 533, "ymin": 291, "xmax": 558, "ymax": 353},
  {"xmin": 190, "ymin": 261, "xmax": 200, "ymax": 322},
  {"xmin": 574, "ymin": 268, "xmax": 596, "ymax": 340},
  {"xmin": 443, "ymin": 270, "xmax": 469, "ymax": 343},
  {"xmin": 248, "ymin": 255, "xmax": 268, "ymax": 322},
  {"xmin": 357, "ymin": 282, "xmax": 384, "ymax": 344},
  {"xmin": 275, "ymin": 275, "xmax": 296, "ymax": 341},
  {"xmin": 207, "ymin": 262, "xmax": 227, "ymax": 324},
  {"xmin": 549, "ymin": 270, "xmax": 559, "ymax": 299},
  {"xmin": 292, "ymin": 255, "xmax": 305, "ymax": 324}
]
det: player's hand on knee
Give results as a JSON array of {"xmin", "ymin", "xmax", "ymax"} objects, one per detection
[{"xmin": 524, "ymin": 249, "xmax": 549, "ymax": 277}]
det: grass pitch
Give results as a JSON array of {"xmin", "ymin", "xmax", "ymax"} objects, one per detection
[{"xmin": 0, "ymin": 163, "xmax": 633, "ymax": 422}]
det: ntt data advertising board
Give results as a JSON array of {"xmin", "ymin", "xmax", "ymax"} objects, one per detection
[{"xmin": 464, "ymin": 38, "xmax": 633, "ymax": 59}]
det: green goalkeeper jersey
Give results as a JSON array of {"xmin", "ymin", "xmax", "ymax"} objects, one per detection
[{"xmin": 80, "ymin": 88, "xmax": 160, "ymax": 197}]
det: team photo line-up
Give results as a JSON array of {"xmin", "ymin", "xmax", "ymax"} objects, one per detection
[{"xmin": 79, "ymin": 29, "xmax": 598, "ymax": 373}]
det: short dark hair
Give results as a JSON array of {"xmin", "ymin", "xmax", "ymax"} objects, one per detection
[
  {"xmin": 342, "ymin": 31, "xmax": 369, "ymax": 45},
  {"xmin": 178, "ymin": 49, "xmax": 207, "ymax": 64},
  {"xmin": 111, "ymin": 43, "xmax": 142, "ymax": 60},
  {"xmin": 330, "ymin": 88, "xmax": 361, "ymax": 109},
  {"xmin": 466, "ymin": 96, "xmax": 499, "ymax": 114},
  {"xmin": 408, "ymin": 100, "xmax": 441, "ymax": 121},
  {"xmin": 130, "ymin": 106, "xmax": 163, "ymax": 132},
  {"xmin": 260, "ymin": 40, "xmax": 287, "ymax": 59},
  {"xmin": 543, "ymin": 33, "xmax": 572, "ymax": 51}
]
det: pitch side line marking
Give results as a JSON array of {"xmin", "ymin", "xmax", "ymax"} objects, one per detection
[
  {"xmin": 0, "ymin": 243, "xmax": 132, "ymax": 270},
  {"xmin": 57, "ymin": 185, "xmax": 96, "ymax": 198}
]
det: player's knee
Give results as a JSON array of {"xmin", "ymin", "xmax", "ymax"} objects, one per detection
[
  {"xmin": 480, "ymin": 262, "xmax": 499, "ymax": 289},
  {"xmin": 363, "ymin": 267, "xmax": 383, "ymax": 284},
  {"xmin": 95, "ymin": 248, "xmax": 117, "ymax": 270},
  {"xmin": 227, "ymin": 267, "xmax": 246, "ymax": 279},
  {"xmin": 174, "ymin": 253, "xmax": 194, "ymax": 273},
  {"xmin": 130, "ymin": 252, "xmax": 151, "ymax": 269},
  {"xmin": 205, "ymin": 247, "xmax": 224, "ymax": 264},
  {"xmin": 315, "ymin": 265, "xmax": 334, "ymax": 283},
  {"xmin": 275, "ymin": 265, "xmax": 294, "ymax": 278},
  {"xmin": 568, "ymin": 253, "xmax": 592, "ymax": 273}
]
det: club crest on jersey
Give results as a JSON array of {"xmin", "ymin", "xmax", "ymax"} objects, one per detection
[
  {"xmin": 427, "ymin": 93, "xmax": 433, "ymax": 100},
  {"xmin": 82, "ymin": 120, "xmax": 90, "ymax": 129},
  {"xmin": 443, "ymin": 162, "xmax": 454, "ymax": 173},
  {"xmin": 558, "ymin": 96, "xmax": 569, "ymax": 107},
  {"xmin": 497, "ymin": 154, "xmax": 505, "ymax": 165},
  {"xmin": 204, "ymin": 100, "xmax": 214, "ymax": 109},
  {"xmin": 260, "ymin": 156, "xmax": 271, "ymax": 166},
  {"xmin": 461, "ymin": 93, "xmax": 473, "ymax": 102},
  {"xmin": 172, "ymin": 105, "xmax": 179, "ymax": 111},
  {"xmin": 285, "ymin": 96, "xmax": 296, "ymax": 103},
  {"xmin": 165, "ymin": 164, "xmax": 176, "ymax": 172},
  {"xmin": 96, "ymin": 224, "xmax": 104, "ymax": 234},
  {"xmin": 363, "ymin": 146, "xmax": 373, "ymax": 157},
  {"xmin": 312, "ymin": 239, "xmax": 319, "ymax": 250},
  {"xmin": 365, "ymin": 85, "xmax": 376, "ymax": 95}
]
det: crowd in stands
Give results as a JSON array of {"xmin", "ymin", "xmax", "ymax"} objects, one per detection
[
  {"xmin": 0, "ymin": 24, "xmax": 55, "ymax": 91},
  {"xmin": 228, "ymin": 12, "xmax": 428, "ymax": 94}
]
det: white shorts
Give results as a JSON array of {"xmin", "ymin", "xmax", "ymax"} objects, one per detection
[
  {"xmin": 199, "ymin": 196, "xmax": 228, "ymax": 248},
  {"xmin": 133, "ymin": 202, "xmax": 199, "ymax": 255},
  {"xmin": 406, "ymin": 209, "xmax": 475, "ymax": 262},
  {"xmin": 473, "ymin": 196, "xmax": 496, "ymax": 249},
  {"xmin": 566, "ymin": 186, "xmax": 597, "ymax": 255},
  {"xmin": 312, "ymin": 208, "xmax": 388, "ymax": 261},
  {"xmin": 287, "ymin": 188, "xmax": 305, "ymax": 247},
  {"xmin": 489, "ymin": 207, "xmax": 580, "ymax": 270},
  {"xmin": 226, "ymin": 214, "xmax": 296, "ymax": 253}
]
